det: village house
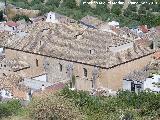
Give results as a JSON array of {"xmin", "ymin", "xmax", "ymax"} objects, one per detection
[
  {"xmin": 144, "ymin": 74, "xmax": 160, "ymax": 92},
  {"xmin": 123, "ymin": 67, "xmax": 160, "ymax": 93},
  {"xmin": 123, "ymin": 52, "xmax": 160, "ymax": 93},
  {"xmin": 0, "ymin": 21, "xmax": 18, "ymax": 32},
  {"xmin": 79, "ymin": 15, "xmax": 103, "ymax": 29},
  {"xmin": 0, "ymin": 73, "xmax": 30, "ymax": 100},
  {"xmin": 0, "ymin": 21, "xmax": 157, "ymax": 92},
  {"xmin": 0, "ymin": 72, "xmax": 65, "ymax": 100},
  {"xmin": 46, "ymin": 11, "xmax": 76, "ymax": 25}
]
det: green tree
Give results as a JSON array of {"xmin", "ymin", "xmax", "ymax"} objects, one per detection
[
  {"xmin": 46, "ymin": 0, "xmax": 61, "ymax": 8},
  {"xmin": 111, "ymin": 4, "xmax": 122, "ymax": 16},
  {"xmin": 138, "ymin": 5, "xmax": 147, "ymax": 15},
  {"xmin": 93, "ymin": 0, "xmax": 110, "ymax": 15},
  {"xmin": 127, "ymin": 4, "xmax": 137, "ymax": 12},
  {"xmin": 28, "ymin": 93, "xmax": 84, "ymax": 120},
  {"xmin": 0, "ymin": 10, "xmax": 3, "ymax": 21},
  {"xmin": 79, "ymin": 0, "xmax": 93, "ymax": 13},
  {"xmin": 0, "ymin": 100, "xmax": 22, "ymax": 119},
  {"xmin": 12, "ymin": 14, "xmax": 31, "ymax": 22},
  {"xmin": 61, "ymin": 0, "xmax": 77, "ymax": 9}
]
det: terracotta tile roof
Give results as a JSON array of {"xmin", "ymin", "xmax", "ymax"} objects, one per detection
[
  {"xmin": 4, "ymin": 21, "xmax": 18, "ymax": 27},
  {"xmin": 0, "ymin": 73, "xmax": 29, "ymax": 100},
  {"xmin": 0, "ymin": 22, "xmax": 155, "ymax": 69},
  {"xmin": 0, "ymin": 58, "xmax": 30, "ymax": 72},
  {"xmin": 33, "ymin": 82, "xmax": 65, "ymax": 97},
  {"xmin": 140, "ymin": 25, "xmax": 148, "ymax": 33},
  {"xmin": 153, "ymin": 51, "xmax": 160, "ymax": 60},
  {"xmin": 80, "ymin": 15, "xmax": 103, "ymax": 28}
]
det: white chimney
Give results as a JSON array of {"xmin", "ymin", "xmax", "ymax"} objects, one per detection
[{"xmin": 145, "ymin": 25, "xmax": 147, "ymax": 29}]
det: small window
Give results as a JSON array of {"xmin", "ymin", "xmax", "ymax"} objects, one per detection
[
  {"xmin": 83, "ymin": 68, "xmax": 87, "ymax": 77},
  {"xmin": 50, "ymin": 15, "xmax": 52, "ymax": 19},
  {"xmin": 2, "ymin": 48, "xmax": 5, "ymax": 53},
  {"xmin": 59, "ymin": 63, "xmax": 62, "ymax": 72},
  {"xmin": 89, "ymin": 49, "xmax": 95, "ymax": 54},
  {"xmin": 36, "ymin": 59, "xmax": 39, "ymax": 67},
  {"xmin": 5, "ymin": 91, "xmax": 10, "ymax": 96},
  {"xmin": 40, "ymin": 41, "xmax": 41, "ymax": 45},
  {"xmin": 4, "ymin": 65, "xmax": 6, "ymax": 67}
]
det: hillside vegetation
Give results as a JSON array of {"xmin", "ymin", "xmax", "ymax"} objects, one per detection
[
  {"xmin": 1, "ymin": 88, "xmax": 160, "ymax": 120},
  {"xmin": 1, "ymin": 0, "xmax": 160, "ymax": 28}
]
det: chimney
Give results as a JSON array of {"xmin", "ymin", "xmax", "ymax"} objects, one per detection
[
  {"xmin": 41, "ymin": 84, "xmax": 45, "ymax": 91},
  {"xmin": 145, "ymin": 25, "xmax": 147, "ymax": 29}
]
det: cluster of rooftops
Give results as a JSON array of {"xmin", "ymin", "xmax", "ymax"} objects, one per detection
[
  {"xmin": 0, "ymin": 12, "xmax": 160, "ymax": 99},
  {"xmin": 0, "ymin": 20, "xmax": 158, "ymax": 68}
]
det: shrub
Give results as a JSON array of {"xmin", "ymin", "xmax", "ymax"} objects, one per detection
[
  {"xmin": 28, "ymin": 93, "xmax": 85, "ymax": 120},
  {"xmin": 0, "ymin": 100, "xmax": 22, "ymax": 118}
]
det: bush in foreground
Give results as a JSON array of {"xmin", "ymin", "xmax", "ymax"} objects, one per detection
[
  {"xmin": 28, "ymin": 93, "xmax": 85, "ymax": 120},
  {"xmin": 0, "ymin": 100, "xmax": 22, "ymax": 119}
]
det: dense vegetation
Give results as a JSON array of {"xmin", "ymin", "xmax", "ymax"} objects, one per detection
[
  {"xmin": 1, "ymin": 88, "xmax": 159, "ymax": 120},
  {"xmin": 0, "ymin": 100, "xmax": 22, "ymax": 119},
  {"xmin": 1, "ymin": 0, "xmax": 160, "ymax": 28},
  {"xmin": 0, "ymin": 10, "xmax": 4, "ymax": 21},
  {"xmin": 27, "ymin": 88, "xmax": 160, "ymax": 119},
  {"xmin": 12, "ymin": 14, "xmax": 31, "ymax": 22}
]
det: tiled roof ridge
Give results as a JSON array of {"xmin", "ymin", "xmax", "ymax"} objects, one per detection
[{"xmin": 0, "ymin": 21, "xmax": 155, "ymax": 69}]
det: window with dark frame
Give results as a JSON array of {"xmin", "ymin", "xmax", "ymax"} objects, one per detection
[
  {"xmin": 59, "ymin": 63, "xmax": 62, "ymax": 72},
  {"xmin": 36, "ymin": 59, "xmax": 39, "ymax": 67},
  {"xmin": 83, "ymin": 68, "xmax": 87, "ymax": 77}
]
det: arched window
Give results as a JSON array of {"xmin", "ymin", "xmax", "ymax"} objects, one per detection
[
  {"xmin": 59, "ymin": 63, "xmax": 62, "ymax": 72},
  {"xmin": 36, "ymin": 59, "xmax": 39, "ymax": 67},
  {"xmin": 83, "ymin": 68, "xmax": 87, "ymax": 77}
]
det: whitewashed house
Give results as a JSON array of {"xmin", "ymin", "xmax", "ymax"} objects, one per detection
[
  {"xmin": 46, "ymin": 12, "xmax": 60, "ymax": 23},
  {"xmin": 0, "ymin": 89, "xmax": 13, "ymax": 99},
  {"xmin": 46, "ymin": 11, "xmax": 76, "ymax": 24},
  {"xmin": 0, "ymin": 21, "xmax": 18, "ymax": 32},
  {"xmin": 144, "ymin": 74, "xmax": 160, "ymax": 92},
  {"xmin": 108, "ymin": 21, "xmax": 119, "ymax": 28}
]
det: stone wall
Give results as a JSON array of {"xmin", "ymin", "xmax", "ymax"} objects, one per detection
[
  {"xmin": 5, "ymin": 49, "xmax": 45, "ymax": 78},
  {"xmin": 4, "ymin": 48, "xmax": 154, "ymax": 91},
  {"xmin": 44, "ymin": 57, "xmax": 70, "ymax": 83},
  {"xmin": 98, "ymin": 54, "xmax": 153, "ymax": 91},
  {"xmin": 6, "ymin": 6, "xmax": 40, "ymax": 19}
]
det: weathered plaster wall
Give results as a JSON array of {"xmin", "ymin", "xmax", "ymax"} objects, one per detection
[
  {"xmin": 4, "ymin": 49, "xmax": 154, "ymax": 91},
  {"xmin": 99, "ymin": 54, "xmax": 153, "ymax": 91}
]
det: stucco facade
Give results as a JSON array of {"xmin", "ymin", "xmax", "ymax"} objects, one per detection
[
  {"xmin": 99, "ymin": 54, "xmax": 153, "ymax": 91},
  {"xmin": 4, "ymin": 48, "xmax": 154, "ymax": 91}
]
